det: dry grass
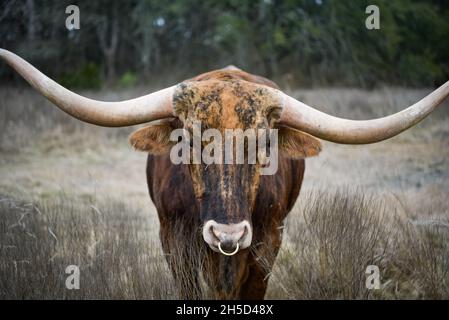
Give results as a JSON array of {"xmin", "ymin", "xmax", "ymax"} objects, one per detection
[
  {"xmin": 267, "ymin": 190, "xmax": 449, "ymax": 299},
  {"xmin": 0, "ymin": 191, "xmax": 448, "ymax": 299},
  {"xmin": 267, "ymin": 190, "xmax": 389, "ymax": 299},
  {"xmin": 0, "ymin": 85, "xmax": 448, "ymax": 299},
  {"xmin": 0, "ymin": 194, "xmax": 177, "ymax": 299}
]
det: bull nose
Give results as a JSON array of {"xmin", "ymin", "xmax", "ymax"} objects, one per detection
[{"xmin": 202, "ymin": 220, "xmax": 252, "ymax": 254}]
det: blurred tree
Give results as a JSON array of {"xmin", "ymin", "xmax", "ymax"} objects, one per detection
[{"xmin": 0, "ymin": 0, "xmax": 448, "ymax": 88}]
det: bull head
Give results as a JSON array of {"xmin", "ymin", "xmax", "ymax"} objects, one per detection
[
  {"xmin": 1, "ymin": 49, "xmax": 449, "ymax": 255},
  {"xmin": 129, "ymin": 79, "xmax": 322, "ymax": 254}
]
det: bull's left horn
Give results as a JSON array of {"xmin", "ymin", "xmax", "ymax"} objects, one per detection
[
  {"xmin": 0, "ymin": 49, "xmax": 175, "ymax": 127},
  {"xmin": 277, "ymin": 80, "xmax": 449, "ymax": 144}
]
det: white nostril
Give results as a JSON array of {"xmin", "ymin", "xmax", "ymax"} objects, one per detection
[{"xmin": 211, "ymin": 226, "xmax": 221, "ymax": 239}]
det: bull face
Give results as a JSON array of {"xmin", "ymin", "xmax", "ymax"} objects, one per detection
[
  {"xmin": 129, "ymin": 78, "xmax": 322, "ymax": 255},
  {"xmin": 174, "ymin": 80, "xmax": 281, "ymax": 254}
]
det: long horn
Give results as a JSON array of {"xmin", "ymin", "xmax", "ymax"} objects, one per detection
[
  {"xmin": 278, "ymin": 80, "xmax": 449, "ymax": 144},
  {"xmin": 0, "ymin": 49, "xmax": 175, "ymax": 127}
]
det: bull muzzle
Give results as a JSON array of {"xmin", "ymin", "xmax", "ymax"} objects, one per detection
[{"xmin": 202, "ymin": 220, "xmax": 252, "ymax": 255}]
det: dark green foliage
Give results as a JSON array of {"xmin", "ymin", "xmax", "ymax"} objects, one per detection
[
  {"xmin": 118, "ymin": 71, "xmax": 138, "ymax": 88},
  {"xmin": 0, "ymin": 0, "xmax": 448, "ymax": 87},
  {"xmin": 59, "ymin": 63, "xmax": 102, "ymax": 89}
]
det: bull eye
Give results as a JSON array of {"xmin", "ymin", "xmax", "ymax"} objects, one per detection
[{"xmin": 265, "ymin": 105, "xmax": 281, "ymax": 126}]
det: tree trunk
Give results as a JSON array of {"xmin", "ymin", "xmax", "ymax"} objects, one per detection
[
  {"xmin": 96, "ymin": 7, "xmax": 119, "ymax": 80},
  {"xmin": 26, "ymin": 0, "xmax": 36, "ymax": 41}
]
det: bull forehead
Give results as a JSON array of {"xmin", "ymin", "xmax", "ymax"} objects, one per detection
[{"xmin": 173, "ymin": 79, "xmax": 283, "ymax": 131}]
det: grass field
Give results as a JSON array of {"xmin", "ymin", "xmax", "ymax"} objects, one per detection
[{"xmin": 0, "ymin": 86, "xmax": 448, "ymax": 299}]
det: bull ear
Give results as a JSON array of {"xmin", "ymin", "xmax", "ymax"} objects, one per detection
[
  {"xmin": 129, "ymin": 122, "xmax": 176, "ymax": 154},
  {"xmin": 278, "ymin": 126, "xmax": 322, "ymax": 159}
]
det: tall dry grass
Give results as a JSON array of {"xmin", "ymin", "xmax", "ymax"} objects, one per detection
[
  {"xmin": 1, "ymin": 191, "xmax": 448, "ymax": 300},
  {"xmin": 267, "ymin": 190, "xmax": 449, "ymax": 299},
  {"xmin": 267, "ymin": 191, "xmax": 389, "ymax": 299},
  {"xmin": 0, "ymin": 194, "xmax": 177, "ymax": 299}
]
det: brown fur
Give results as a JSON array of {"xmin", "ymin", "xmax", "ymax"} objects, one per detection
[{"xmin": 130, "ymin": 67, "xmax": 322, "ymax": 299}]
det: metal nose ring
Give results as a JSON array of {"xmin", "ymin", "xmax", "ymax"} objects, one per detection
[{"xmin": 218, "ymin": 242, "xmax": 239, "ymax": 256}]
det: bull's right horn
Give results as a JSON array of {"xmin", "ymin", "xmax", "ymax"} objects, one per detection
[{"xmin": 0, "ymin": 49, "xmax": 175, "ymax": 127}]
